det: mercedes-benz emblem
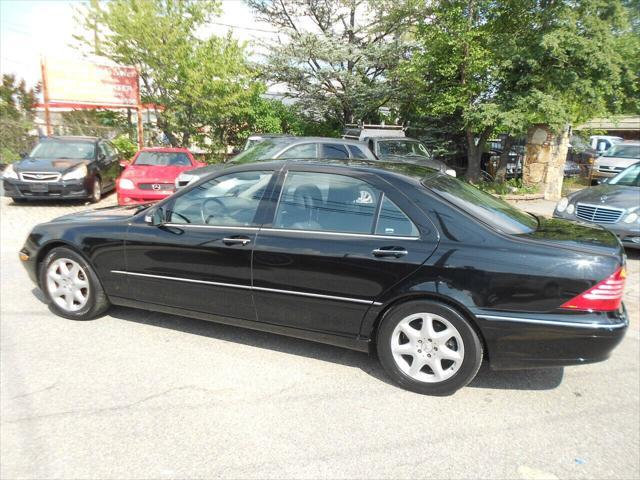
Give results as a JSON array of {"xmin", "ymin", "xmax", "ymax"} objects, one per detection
[
  {"xmin": 152, "ymin": 184, "xmax": 161, "ymax": 191},
  {"xmin": 600, "ymin": 195, "xmax": 608, "ymax": 203}
]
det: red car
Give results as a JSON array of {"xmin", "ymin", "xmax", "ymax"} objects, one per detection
[{"xmin": 116, "ymin": 147, "xmax": 205, "ymax": 205}]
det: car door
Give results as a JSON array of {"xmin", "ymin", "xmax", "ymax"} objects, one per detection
[
  {"xmin": 251, "ymin": 166, "xmax": 439, "ymax": 337},
  {"xmin": 96, "ymin": 141, "xmax": 118, "ymax": 188},
  {"xmin": 122, "ymin": 168, "xmax": 276, "ymax": 319}
]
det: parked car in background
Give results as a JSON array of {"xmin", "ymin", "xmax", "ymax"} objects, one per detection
[
  {"xmin": 590, "ymin": 135, "xmax": 624, "ymax": 155},
  {"xmin": 176, "ymin": 137, "xmax": 376, "ymax": 188},
  {"xmin": 365, "ymin": 137, "xmax": 457, "ymax": 177},
  {"xmin": 21, "ymin": 159, "xmax": 628, "ymax": 395},
  {"xmin": 2, "ymin": 136, "xmax": 122, "ymax": 203},
  {"xmin": 117, "ymin": 147, "xmax": 205, "ymax": 205},
  {"xmin": 564, "ymin": 159, "xmax": 582, "ymax": 177},
  {"xmin": 554, "ymin": 162, "xmax": 640, "ymax": 249},
  {"xmin": 591, "ymin": 141, "xmax": 640, "ymax": 184}
]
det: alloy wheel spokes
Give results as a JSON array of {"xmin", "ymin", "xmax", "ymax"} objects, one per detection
[
  {"xmin": 390, "ymin": 313, "xmax": 465, "ymax": 383},
  {"xmin": 46, "ymin": 258, "xmax": 90, "ymax": 312}
]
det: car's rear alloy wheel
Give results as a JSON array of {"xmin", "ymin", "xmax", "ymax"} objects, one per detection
[
  {"xmin": 40, "ymin": 247, "xmax": 110, "ymax": 320},
  {"xmin": 390, "ymin": 313, "xmax": 465, "ymax": 383},
  {"xmin": 377, "ymin": 300, "xmax": 482, "ymax": 395}
]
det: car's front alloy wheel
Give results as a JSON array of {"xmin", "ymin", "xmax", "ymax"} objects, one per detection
[
  {"xmin": 40, "ymin": 247, "xmax": 110, "ymax": 320},
  {"xmin": 377, "ymin": 300, "xmax": 482, "ymax": 395}
]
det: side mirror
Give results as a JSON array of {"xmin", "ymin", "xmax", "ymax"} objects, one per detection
[
  {"xmin": 19, "ymin": 152, "xmax": 28, "ymax": 159},
  {"xmin": 597, "ymin": 178, "xmax": 609, "ymax": 185},
  {"xmin": 98, "ymin": 152, "xmax": 106, "ymax": 162},
  {"xmin": 231, "ymin": 147, "xmax": 241, "ymax": 155},
  {"xmin": 144, "ymin": 207, "xmax": 165, "ymax": 226},
  {"xmin": 119, "ymin": 160, "xmax": 130, "ymax": 168}
]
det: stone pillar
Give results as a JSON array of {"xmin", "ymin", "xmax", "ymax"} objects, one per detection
[{"xmin": 522, "ymin": 124, "xmax": 569, "ymax": 201}]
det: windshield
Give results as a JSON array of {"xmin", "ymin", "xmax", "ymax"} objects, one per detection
[
  {"xmin": 135, "ymin": 151, "xmax": 192, "ymax": 166},
  {"xmin": 603, "ymin": 144, "xmax": 640, "ymax": 159},
  {"xmin": 610, "ymin": 163, "xmax": 640, "ymax": 187},
  {"xmin": 29, "ymin": 140, "xmax": 95, "ymax": 160},
  {"xmin": 378, "ymin": 140, "xmax": 431, "ymax": 159},
  {"xmin": 423, "ymin": 174, "xmax": 538, "ymax": 234}
]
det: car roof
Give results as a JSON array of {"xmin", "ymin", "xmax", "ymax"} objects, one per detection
[
  {"xmin": 190, "ymin": 158, "xmax": 439, "ymax": 183},
  {"xmin": 139, "ymin": 147, "xmax": 192, "ymax": 153},
  {"xmin": 264, "ymin": 136, "xmax": 367, "ymax": 146},
  {"xmin": 46, "ymin": 136, "xmax": 101, "ymax": 143},
  {"xmin": 367, "ymin": 136, "xmax": 422, "ymax": 142}
]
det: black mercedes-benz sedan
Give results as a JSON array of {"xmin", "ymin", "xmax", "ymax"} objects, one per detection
[
  {"xmin": 19, "ymin": 160, "xmax": 628, "ymax": 395},
  {"xmin": 2, "ymin": 136, "xmax": 122, "ymax": 203}
]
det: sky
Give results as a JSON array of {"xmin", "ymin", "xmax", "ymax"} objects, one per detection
[{"xmin": 0, "ymin": 0, "xmax": 278, "ymax": 90}]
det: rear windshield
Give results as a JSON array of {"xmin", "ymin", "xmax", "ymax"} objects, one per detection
[
  {"xmin": 603, "ymin": 144, "xmax": 640, "ymax": 159},
  {"xmin": 135, "ymin": 152, "xmax": 192, "ymax": 166},
  {"xmin": 422, "ymin": 174, "xmax": 538, "ymax": 234}
]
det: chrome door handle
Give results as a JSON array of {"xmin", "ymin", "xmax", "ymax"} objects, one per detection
[
  {"xmin": 223, "ymin": 237, "xmax": 251, "ymax": 246},
  {"xmin": 372, "ymin": 247, "xmax": 408, "ymax": 258}
]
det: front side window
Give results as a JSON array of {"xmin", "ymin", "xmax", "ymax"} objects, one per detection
[
  {"xmin": 135, "ymin": 152, "xmax": 192, "ymax": 166},
  {"xmin": 30, "ymin": 140, "xmax": 95, "ymax": 160},
  {"xmin": 273, "ymin": 171, "xmax": 417, "ymax": 236},
  {"xmin": 167, "ymin": 171, "xmax": 272, "ymax": 226}
]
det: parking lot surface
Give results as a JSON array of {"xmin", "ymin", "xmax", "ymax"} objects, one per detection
[{"xmin": 1, "ymin": 193, "xmax": 639, "ymax": 480}]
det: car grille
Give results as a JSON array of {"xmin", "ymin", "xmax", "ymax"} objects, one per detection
[
  {"xmin": 19, "ymin": 171, "xmax": 61, "ymax": 182},
  {"xmin": 597, "ymin": 165, "xmax": 624, "ymax": 173},
  {"xmin": 576, "ymin": 204, "xmax": 624, "ymax": 224},
  {"xmin": 138, "ymin": 183, "xmax": 174, "ymax": 191}
]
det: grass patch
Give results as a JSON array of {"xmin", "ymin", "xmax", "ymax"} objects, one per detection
[{"xmin": 475, "ymin": 178, "xmax": 540, "ymax": 196}]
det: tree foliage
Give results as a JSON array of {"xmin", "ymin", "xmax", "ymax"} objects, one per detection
[
  {"xmin": 0, "ymin": 75, "xmax": 39, "ymax": 163},
  {"xmin": 400, "ymin": 0, "xmax": 639, "ymax": 180},
  {"xmin": 248, "ymin": 0, "xmax": 409, "ymax": 125},
  {"xmin": 75, "ymin": 0, "xmax": 262, "ymax": 151}
]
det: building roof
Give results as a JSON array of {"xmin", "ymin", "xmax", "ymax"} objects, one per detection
[{"xmin": 577, "ymin": 115, "xmax": 640, "ymax": 131}]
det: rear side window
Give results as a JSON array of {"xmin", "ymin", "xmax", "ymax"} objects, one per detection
[
  {"xmin": 321, "ymin": 144, "xmax": 349, "ymax": 159},
  {"xmin": 376, "ymin": 197, "xmax": 419, "ymax": 237},
  {"xmin": 273, "ymin": 171, "xmax": 418, "ymax": 237}
]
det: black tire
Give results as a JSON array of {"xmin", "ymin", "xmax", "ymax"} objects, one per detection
[
  {"xmin": 12, "ymin": 198, "xmax": 28, "ymax": 204},
  {"xmin": 376, "ymin": 300, "xmax": 483, "ymax": 395},
  {"xmin": 90, "ymin": 177, "xmax": 102, "ymax": 203},
  {"xmin": 39, "ymin": 247, "xmax": 110, "ymax": 320}
]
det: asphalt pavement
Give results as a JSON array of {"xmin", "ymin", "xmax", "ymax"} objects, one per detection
[{"xmin": 1, "ymin": 192, "xmax": 638, "ymax": 480}]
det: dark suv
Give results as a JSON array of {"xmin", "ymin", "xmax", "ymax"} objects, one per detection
[{"xmin": 2, "ymin": 136, "xmax": 122, "ymax": 203}]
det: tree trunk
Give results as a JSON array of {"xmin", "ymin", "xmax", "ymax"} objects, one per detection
[
  {"xmin": 156, "ymin": 115, "xmax": 179, "ymax": 147},
  {"xmin": 495, "ymin": 135, "xmax": 515, "ymax": 182},
  {"xmin": 465, "ymin": 127, "xmax": 491, "ymax": 182}
]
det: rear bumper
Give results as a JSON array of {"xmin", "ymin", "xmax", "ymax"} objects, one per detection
[
  {"xmin": 3, "ymin": 178, "xmax": 91, "ymax": 200},
  {"xmin": 117, "ymin": 189, "xmax": 173, "ymax": 205},
  {"xmin": 474, "ymin": 307, "xmax": 628, "ymax": 370}
]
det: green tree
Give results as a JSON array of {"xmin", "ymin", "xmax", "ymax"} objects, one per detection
[
  {"xmin": 0, "ymin": 75, "xmax": 39, "ymax": 163},
  {"xmin": 248, "ymin": 0, "xmax": 409, "ymax": 126},
  {"xmin": 75, "ymin": 0, "xmax": 260, "ymax": 151},
  {"xmin": 402, "ymin": 0, "xmax": 639, "ymax": 181}
]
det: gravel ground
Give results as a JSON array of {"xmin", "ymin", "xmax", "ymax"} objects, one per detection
[{"xmin": 1, "ymin": 192, "xmax": 638, "ymax": 480}]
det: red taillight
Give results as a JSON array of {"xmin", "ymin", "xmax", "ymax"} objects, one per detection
[{"xmin": 561, "ymin": 267, "xmax": 626, "ymax": 312}]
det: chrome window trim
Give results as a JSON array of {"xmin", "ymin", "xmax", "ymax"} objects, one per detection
[
  {"xmin": 111, "ymin": 270, "xmax": 382, "ymax": 306},
  {"xmin": 478, "ymin": 314, "xmax": 628, "ymax": 330},
  {"xmin": 163, "ymin": 224, "xmax": 260, "ymax": 231},
  {"xmin": 262, "ymin": 227, "xmax": 420, "ymax": 241}
]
